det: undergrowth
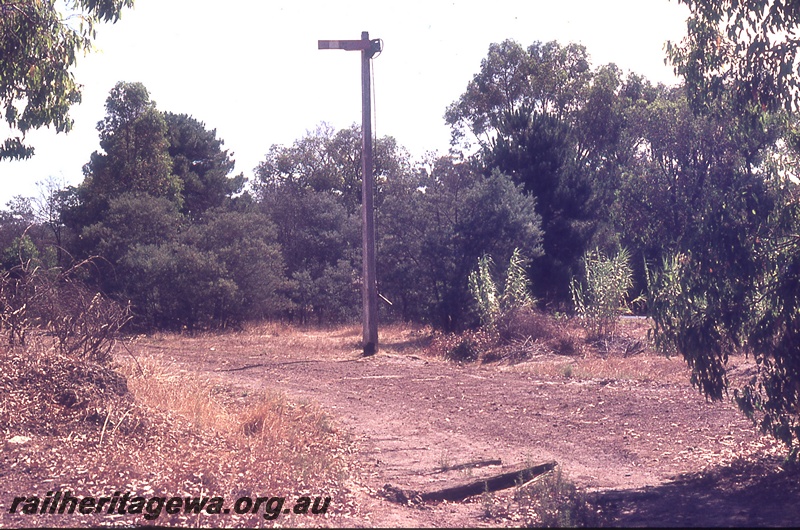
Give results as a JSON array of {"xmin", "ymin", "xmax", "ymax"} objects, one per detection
[
  {"xmin": 431, "ymin": 308, "xmax": 581, "ymax": 364},
  {"xmin": 480, "ymin": 467, "xmax": 604, "ymax": 527}
]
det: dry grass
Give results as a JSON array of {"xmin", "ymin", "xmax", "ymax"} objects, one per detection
[
  {"xmin": 115, "ymin": 351, "xmax": 355, "ymax": 493},
  {"xmin": 118, "ymin": 356, "xmax": 235, "ymax": 432},
  {"xmin": 572, "ymin": 355, "xmax": 689, "ymax": 383},
  {"xmin": 501, "ymin": 353, "xmax": 691, "ymax": 384},
  {"xmin": 1, "ymin": 333, "xmax": 362, "ymax": 528},
  {"xmin": 230, "ymin": 320, "xmax": 431, "ymax": 359}
]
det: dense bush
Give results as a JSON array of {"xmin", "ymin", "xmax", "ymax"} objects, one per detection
[
  {"xmin": 432, "ymin": 308, "xmax": 579, "ymax": 364},
  {"xmin": 378, "ymin": 160, "xmax": 543, "ymax": 330}
]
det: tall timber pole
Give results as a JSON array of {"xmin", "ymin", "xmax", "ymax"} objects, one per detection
[{"xmin": 318, "ymin": 32, "xmax": 382, "ymax": 356}]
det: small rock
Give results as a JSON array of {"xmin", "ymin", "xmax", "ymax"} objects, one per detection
[{"xmin": 6, "ymin": 435, "xmax": 31, "ymax": 446}]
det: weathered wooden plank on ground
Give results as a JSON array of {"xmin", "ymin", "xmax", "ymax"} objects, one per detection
[
  {"xmin": 382, "ymin": 461, "xmax": 557, "ymax": 504},
  {"xmin": 421, "ymin": 461, "xmax": 557, "ymax": 502}
]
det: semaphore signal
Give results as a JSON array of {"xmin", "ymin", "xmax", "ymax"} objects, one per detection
[{"xmin": 318, "ymin": 32, "xmax": 382, "ymax": 356}]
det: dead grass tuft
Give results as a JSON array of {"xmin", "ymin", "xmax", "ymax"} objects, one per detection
[
  {"xmin": 429, "ymin": 309, "xmax": 583, "ymax": 364},
  {"xmin": 427, "ymin": 312, "xmax": 693, "ymax": 385},
  {"xmin": 118, "ymin": 356, "xmax": 234, "ymax": 432}
]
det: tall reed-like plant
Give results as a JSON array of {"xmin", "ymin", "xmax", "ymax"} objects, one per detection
[
  {"xmin": 501, "ymin": 247, "xmax": 533, "ymax": 311},
  {"xmin": 469, "ymin": 248, "xmax": 533, "ymax": 328},
  {"xmin": 468, "ymin": 254, "xmax": 499, "ymax": 327},
  {"xmin": 570, "ymin": 247, "xmax": 635, "ymax": 341}
]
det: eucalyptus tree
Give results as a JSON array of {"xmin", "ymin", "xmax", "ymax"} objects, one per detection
[
  {"xmin": 668, "ymin": 0, "xmax": 800, "ymax": 113},
  {"xmin": 255, "ymin": 123, "xmax": 409, "ymax": 214},
  {"xmin": 447, "ymin": 40, "xmax": 644, "ymax": 303},
  {"xmin": 0, "ymin": 0, "xmax": 133, "ymax": 159},
  {"xmin": 254, "ymin": 124, "xmax": 410, "ymax": 323},
  {"xmin": 652, "ymin": 0, "xmax": 800, "ymax": 455}
]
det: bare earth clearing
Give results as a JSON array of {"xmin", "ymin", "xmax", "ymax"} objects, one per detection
[{"xmin": 133, "ymin": 320, "xmax": 799, "ymax": 527}]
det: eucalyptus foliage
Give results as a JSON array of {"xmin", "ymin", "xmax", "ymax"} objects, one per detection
[
  {"xmin": 668, "ymin": 0, "xmax": 800, "ymax": 113},
  {"xmin": 646, "ymin": 184, "xmax": 800, "ymax": 454},
  {"xmin": 743, "ymin": 230, "xmax": 800, "ymax": 454},
  {"xmin": 0, "ymin": 0, "xmax": 133, "ymax": 159}
]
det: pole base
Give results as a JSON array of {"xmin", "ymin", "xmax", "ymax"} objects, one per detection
[{"xmin": 363, "ymin": 342, "xmax": 377, "ymax": 356}]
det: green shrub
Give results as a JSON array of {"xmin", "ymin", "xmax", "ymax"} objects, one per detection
[
  {"xmin": 469, "ymin": 248, "xmax": 533, "ymax": 329},
  {"xmin": 501, "ymin": 248, "xmax": 533, "ymax": 312},
  {"xmin": 570, "ymin": 247, "xmax": 635, "ymax": 341},
  {"xmin": 469, "ymin": 254, "xmax": 500, "ymax": 327},
  {"xmin": 1, "ymin": 234, "xmax": 40, "ymax": 270}
]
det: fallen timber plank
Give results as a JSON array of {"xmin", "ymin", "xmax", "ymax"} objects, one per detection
[
  {"xmin": 213, "ymin": 363, "xmax": 266, "ymax": 372},
  {"xmin": 434, "ymin": 458, "xmax": 503, "ymax": 473},
  {"xmin": 420, "ymin": 460, "xmax": 558, "ymax": 503}
]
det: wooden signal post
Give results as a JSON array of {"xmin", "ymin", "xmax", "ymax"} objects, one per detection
[{"xmin": 318, "ymin": 32, "xmax": 382, "ymax": 355}]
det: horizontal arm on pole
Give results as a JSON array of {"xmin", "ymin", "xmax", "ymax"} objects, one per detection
[{"xmin": 318, "ymin": 39, "xmax": 371, "ymax": 51}]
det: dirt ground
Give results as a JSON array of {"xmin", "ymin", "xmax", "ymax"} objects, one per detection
[{"xmin": 131, "ymin": 320, "xmax": 800, "ymax": 527}]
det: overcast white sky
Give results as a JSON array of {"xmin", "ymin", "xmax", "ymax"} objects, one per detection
[{"xmin": 0, "ymin": 0, "xmax": 690, "ymax": 206}]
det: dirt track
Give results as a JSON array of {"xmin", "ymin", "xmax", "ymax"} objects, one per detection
[{"xmin": 137, "ymin": 324, "xmax": 800, "ymax": 527}]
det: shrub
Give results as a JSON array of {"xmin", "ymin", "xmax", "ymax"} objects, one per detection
[
  {"xmin": 39, "ymin": 279, "xmax": 131, "ymax": 363},
  {"xmin": 495, "ymin": 308, "xmax": 578, "ymax": 356},
  {"xmin": 468, "ymin": 254, "xmax": 500, "ymax": 327},
  {"xmin": 570, "ymin": 247, "xmax": 635, "ymax": 341},
  {"xmin": 430, "ymin": 328, "xmax": 493, "ymax": 363},
  {"xmin": 517, "ymin": 467, "xmax": 600, "ymax": 527},
  {"xmin": 479, "ymin": 466, "xmax": 602, "ymax": 527},
  {"xmin": 500, "ymin": 248, "xmax": 533, "ymax": 312},
  {"xmin": 433, "ymin": 309, "xmax": 579, "ymax": 364},
  {"xmin": 469, "ymin": 247, "xmax": 534, "ymax": 329},
  {"xmin": 446, "ymin": 337, "xmax": 481, "ymax": 363},
  {"xmin": 0, "ymin": 258, "xmax": 129, "ymax": 362}
]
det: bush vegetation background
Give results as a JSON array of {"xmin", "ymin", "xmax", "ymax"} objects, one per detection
[{"xmin": 5, "ymin": 8, "xmax": 800, "ymax": 455}]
